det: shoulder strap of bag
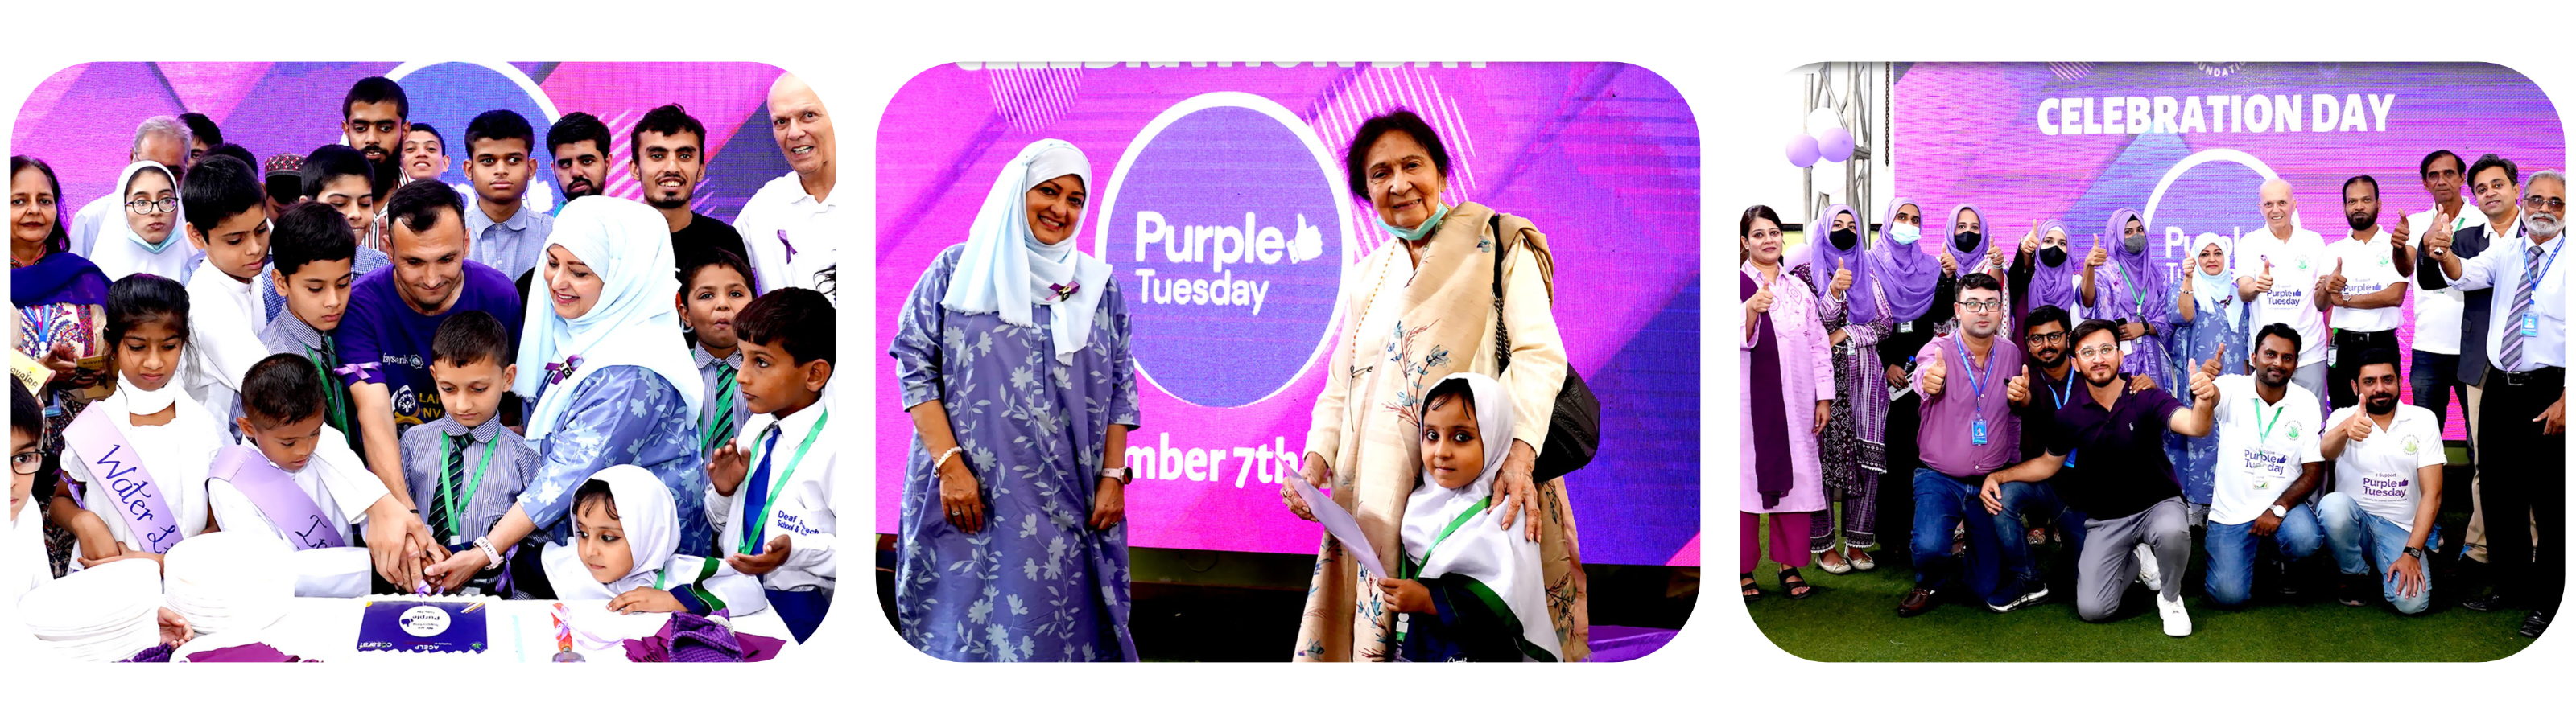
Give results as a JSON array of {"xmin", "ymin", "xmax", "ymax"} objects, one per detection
[{"xmin": 1493, "ymin": 212, "xmax": 1513, "ymax": 372}]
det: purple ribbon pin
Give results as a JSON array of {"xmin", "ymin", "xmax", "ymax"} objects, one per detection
[
  {"xmin": 1049, "ymin": 279, "xmax": 1081, "ymax": 302},
  {"xmin": 545, "ymin": 356, "xmax": 584, "ymax": 385},
  {"xmin": 332, "ymin": 360, "xmax": 379, "ymax": 382},
  {"xmin": 776, "ymin": 229, "xmax": 797, "ymax": 264}
]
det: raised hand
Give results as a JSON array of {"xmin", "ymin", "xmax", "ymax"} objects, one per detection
[
  {"xmin": 2252, "ymin": 257, "xmax": 2276, "ymax": 294},
  {"xmin": 2190, "ymin": 343, "xmax": 2225, "ymax": 401},
  {"xmin": 2320, "ymin": 259, "xmax": 2347, "ymax": 301},
  {"xmin": 1829, "ymin": 259, "xmax": 1853, "ymax": 299},
  {"xmin": 1939, "ymin": 251, "xmax": 1959, "ymax": 277},
  {"xmin": 2086, "ymin": 236, "xmax": 2109, "ymax": 269},
  {"xmin": 2020, "ymin": 221, "xmax": 2041, "ymax": 257},
  {"xmin": 1921, "ymin": 352, "xmax": 1949, "ymax": 397},
  {"xmin": 1987, "ymin": 242, "xmax": 2006, "ymax": 271},
  {"xmin": 2345, "ymin": 408, "xmax": 2376, "ymax": 442},
  {"xmin": 2006, "ymin": 365, "xmax": 2031, "ymax": 405},
  {"xmin": 1747, "ymin": 282, "xmax": 1776, "ymax": 316},
  {"xmin": 2426, "ymin": 212, "xmax": 2455, "ymax": 257},
  {"xmin": 2392, "ymin": 210, "xmax": 2413, "ymax": 245}
]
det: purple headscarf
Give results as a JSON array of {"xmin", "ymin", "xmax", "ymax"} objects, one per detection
[
  {"xmin": 1866, "ymin": 197, "xmax": 1942, "ymax": 323},
  {"xmin": 2025, "ymin": 220, "xmax": 2080, "ymax": 313},
  {"xmin": 1947, "ymin": 204, "xmax": 1994, "ymax": 276},
  {"xmin": 1802, "ymin": 203, "xmax": 1867, "ymax": 315},
  {"xmin": 2103, "ymin": 208, "xmax": 2158, "ymax": 317}
]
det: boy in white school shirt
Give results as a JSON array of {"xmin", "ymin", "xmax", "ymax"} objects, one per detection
[
  {"xmin": 708, "ymin": 288, "xmax": 835, "ymax": 642},
  {"xmin": 177, "ymin": 155, "xmax": 275, "ymax": 437},
  {"xmin": 205, "ymin": 354, "xmax": 402, "ymax": 597}
]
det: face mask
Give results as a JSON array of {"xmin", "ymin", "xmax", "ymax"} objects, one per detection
[
  {"xmin": 1889, "ymin": 223, "xmax": 1921, "ymax": 245},
  {"xmin": 126, "ymin": 216, "xmax": 176, "ymax": 255},
  {"xmin": 1375, "ymin": 204, "xmax": 1450, "ymax": 242},
  {"xmin": 2039, "ymin": 246, "xmax": 2068, "ymax": 267},
  {"xmin": 1828, "ymin": 228, "xmax": 1859, "ymax": 250},
  {"xmin": 2123, "ymin": 232, "xmax": 2148, "ymax": 254},
  {"xmin": 1953, "ymin": 231, "xmax": 1981, "ymax": 253}
]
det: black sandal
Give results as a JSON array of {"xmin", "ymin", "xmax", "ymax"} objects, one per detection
[
  {"xmin": 1781, "ymin": 566, "xmax": 1816, "ymax": 599},
  {"xmin": 1741, "ymin": 574, "xmax": 1763, "ymax": 603}
]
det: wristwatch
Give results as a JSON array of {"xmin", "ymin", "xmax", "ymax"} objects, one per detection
[
  {"xmin": 2404, "ymin": 546, "xmax": 2425, "ymax": 560},
  {"xmin": 2268, "ymin": 504, "xmax": 2289, "ymax": 518},
  {"xmin": 1101, "ymin": 467, "xmax": 1133, "ymax": 486}
]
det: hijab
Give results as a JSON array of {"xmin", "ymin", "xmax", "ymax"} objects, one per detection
[
  {"xmin": 115, "ymin": 162, "xmax": 180, "ymax": 254},
  {"xmin": 1802, "ymin": 204, "xmax": 1868, "ymax": 317},
  {"xmin": 2025, "ymin": 220, "xmax": 2080, "ymax": 313},
  {"xmin": 1949, "ymin": 204, "xmax": 1992, "ymax": 274},
  {"xmin": 544, "ymin": 465, "xmax": 684, "ymax": 598},
  {"xmin": 2105, "ymin": 208, "xmax": 2157, "ymax": 315},
  {"xmin": 1867, "ymin": 197, "xmax": 1942, "ymax": 322},
  {"xmin": 1397, "ymin": 372, "xmax": 1561, "ymax": 661},
  {"xmin": 513, "ymin": 196, "xmax": 704, "ymax": 443},
  {"xmin": 2190, "ymin": 231, "xmax": 2237, "ymax": 315},
  {"xmin": 942, "ymin": 139, "xmax": 1112, "ymax": 365}
]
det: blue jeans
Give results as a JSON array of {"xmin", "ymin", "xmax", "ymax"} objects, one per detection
[
  {"xmin": 2318, "ymin": 492, "xmax": 2435, "ymax": 615},
  {"xmin": 1987, "ymin": 481, "xmax": 2089, "ymax": 606},
  {"xmin": 2203, "ymin": 503, "xmax": 2324, "ymax": 607},
  {"xmin": 1910, "ymin": 469, "xmax": 2000, "ymax": 598}
]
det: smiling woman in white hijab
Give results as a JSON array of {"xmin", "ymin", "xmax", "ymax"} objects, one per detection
[
  {"xmin": 890, "ymin": 138, "xmax": 1141, "ymax": 661},
  {"xmin": 419, "ymin": 196, "xmax": 716, "ymax": 592},
  {"xmin": 86, "ymin": 162, "xmax": 192, "ymax": 282}
]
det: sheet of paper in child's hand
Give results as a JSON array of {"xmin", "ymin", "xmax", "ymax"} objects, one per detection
[{"xmin": 1294, "ymin": 478, "xmax": 1386, "ymax": 578}]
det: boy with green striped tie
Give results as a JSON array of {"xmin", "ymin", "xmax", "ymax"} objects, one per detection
[{"xmin": 400, "ymin": 311, "xmax": 539, "ymax": 594}]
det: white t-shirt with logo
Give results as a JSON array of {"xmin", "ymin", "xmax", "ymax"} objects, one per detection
[
  {"xmin": 2210, "ymin": 375, "xmax": 2325, "ymax": 525},
  {"xmin": 2323, "ymin": 403, "xmax": 2446, "ymax": 532},
  {"xmin": 2328, "ymin": 229, "xmax": 2408, "ymax": 333},
  {"xmin": 2408, "ymin": 208, "xmax": 2474, "ymax": 355},
  {"xmin": 2234, "ymin": 225, "xmax": 2330, "ymax": 367}
]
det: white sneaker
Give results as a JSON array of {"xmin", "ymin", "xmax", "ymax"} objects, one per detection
[
  {"xmin": 2134, "ymin": 543, "xmax": 2162, "ymax": 592},
  {"xmin": 2157, "ymin": 592, "xmax": 2193, "ymax": 636}
]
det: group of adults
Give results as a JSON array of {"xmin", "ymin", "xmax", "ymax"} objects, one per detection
[
  {"xmin": 10, "ymin": 70, "xmax": 846, "ymax": 586},
  {"xmin": 890, "ymin": 110, "xmax": 1591, "ymax": 661},
  {"xmin": 1741, "ymin": 149, "xmax": 2566, "ymax": 639}
]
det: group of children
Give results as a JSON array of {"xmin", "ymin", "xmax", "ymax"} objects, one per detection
[{"xmin": 10, "ymin": 133, "xmax": 840, "ymax": 644}]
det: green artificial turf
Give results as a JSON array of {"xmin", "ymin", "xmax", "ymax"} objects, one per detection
[{"xmin": 1741, "ymin": 461, "xmax": 2541, "ymax": 662}]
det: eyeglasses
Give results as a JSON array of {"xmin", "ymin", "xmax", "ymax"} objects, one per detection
[
  {"xmin": 2527, "ymin": 195, "xmax": 2566, "ymax": 212},
  {"xmin": 10, "ymin": 451, "xmax": 40, "ymax": 475},
  {"xmin": 1958, "ymin": 299, "xmax": 2003, "ymax": 312},
  {"xmin": 2075, "ymin": 344, "xmax": 2120, "ymax": 360},
  {"xmin": 125, "ymin": 197, "xmax": 177, "ymax": 214},
  {"xmin": 2028, "ymin": 331, "xmax": 2068, "ymax": 345}
]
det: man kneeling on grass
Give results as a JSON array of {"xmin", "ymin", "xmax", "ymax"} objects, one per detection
[
  {"xmin": 1979, "ymin": 319, "xmax": 2219, "ymax": 636},
  {"xmin": 2318, "ymin": 348, "xmax": 2446, "ymax": 614}
]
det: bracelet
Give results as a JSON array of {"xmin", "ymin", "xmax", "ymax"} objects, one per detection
[
  {"xmin": 932, "ymin": 446, "xmax": 965, "ymax": 473},
  {"xmin": 475, "ymin": 537, "xmax": 504, "ymax": 570}
]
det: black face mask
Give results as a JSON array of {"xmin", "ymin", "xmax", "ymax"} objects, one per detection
[
  {"xmin": 1829, "ymin": 228, "xmax": 1859, "ymax": 250},
  {"xmin": 1954, "ymin": 231, "xmax": 1982, "ymax": 253},
  {"xmin": 2039, "ymin": 246, "xmax": 2068, "ymax": 267}
]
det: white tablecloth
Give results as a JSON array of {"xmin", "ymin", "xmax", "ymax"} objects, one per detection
[{"xmin": 171, "ymin": 598, "xmax": 796, "ymax": 663}]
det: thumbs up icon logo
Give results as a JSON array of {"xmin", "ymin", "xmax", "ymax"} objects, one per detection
[{"xmin": 1289, "ymin": 214, "xmax": 1324, "ymax": 263}]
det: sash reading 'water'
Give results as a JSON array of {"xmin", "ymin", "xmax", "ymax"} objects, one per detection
[
  {"xmin": 210, "ymin": 445, "xmax": 348, "ymax": 550},
  {"xmin": 64, "ymin": 410, "xmax": 185, "ymax": 555}
]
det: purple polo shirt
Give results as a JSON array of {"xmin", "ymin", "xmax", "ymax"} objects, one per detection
[
  {"xmin": 2044, "ymin": 384, "xmax": 2189, "ymax": 520},
  {"xmin": 333, "ymin": 260, "xmax": 525, "ymax": 437},
  {"xmin": 1913, "ymin": 331, "xmax": 2023, "ymax": 479}
]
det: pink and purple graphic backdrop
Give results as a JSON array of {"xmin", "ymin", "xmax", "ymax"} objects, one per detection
[
  {"xmin": 12, "ymin": 62, "xmax": 794, "ymax": 223},
  {"xmin": 877, "ymin": 63, "xmax": 1700, "ymax": 566},
  {"xmin": 1895, "ymin": 62, "xmax": 2566, "ymax": 439}
]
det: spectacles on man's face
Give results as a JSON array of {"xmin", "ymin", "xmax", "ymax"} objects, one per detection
[
  {"xmin": 124, "ymin": 197, "xmax": 177, "ymax": 214},
  {"xmin": 10, "ymin": 451, "xmax": 41, "ymax": 475},
  {"xmin": 2526, "ymin": 194, "xmax": 2566, "ymax": 212},
  {"xmin": 2028, "ymin": 331, "xmax": 2068, "ymax": 345},
  {"xmin": 1957, "ymin": 298, "xmax": 2003, "ymax": 313},
  {"xmin": 2075, "ymin": 343, "xmax": 2120, "ymax": 360}
]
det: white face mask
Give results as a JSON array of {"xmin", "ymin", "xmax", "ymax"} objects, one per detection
[{"xmin": 1889, "ymin": 222, "xmax": 1922, "ymax": 245}]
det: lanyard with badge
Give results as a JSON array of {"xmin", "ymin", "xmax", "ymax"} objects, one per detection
[
  {"xmin": 2519, "ymin": 240, "xmax": 2566, "ymax": 339},
  {"xmin": 740, "ymin": 410, "xmax": 831, "ymax": 556},
  {"xmin": 1953, "ymin": 336, "xmax": 1996, "ymax": 445},
  {"xmin": 2246, "ymin": 397, "xmax": 2289, "ymax": 489},
  {"xmin": 438, "ymin": 436, "xmax": 501, "ymax": 546}
]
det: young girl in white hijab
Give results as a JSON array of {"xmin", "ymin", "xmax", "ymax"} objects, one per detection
[
  {"xmin": 85, "ymin": 162, "xmax": 196, "ymax": 282},
  {"xmin": 1377, "ymin": 372, "xmax": 1563, "ymax": 662},
  {"xmin": 541, "ymin": 464, "xmax": 765, "ymax": 616},
  {"xmin": 59, "ymin": 274, "xmax": 229, "ymax": 571}
]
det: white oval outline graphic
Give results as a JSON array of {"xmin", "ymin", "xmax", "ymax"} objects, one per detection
[
  {"xmin": 1093, "ymin": 91, "xmax": 1359, "ymax": 410},
  {"xmin": 2141, "ymin": 147, "xmax": 2297, "ymax": 245},
  {"xmin": 385, "ymin": 61, "xmax": 564, "ymax": 125}
]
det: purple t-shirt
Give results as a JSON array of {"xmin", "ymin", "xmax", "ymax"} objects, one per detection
[
  {"xmin": 1913, "ymin": 331, "xmax": 2023, "ymax": 479},
  {"xmin": 333, "ymin": 260, "xmax": 524, "ymax": 437}
]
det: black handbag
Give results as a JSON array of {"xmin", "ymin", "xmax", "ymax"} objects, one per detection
[{"xmin": 1489, "ymin": 212, "xmax": 1602, "ymax": 482}]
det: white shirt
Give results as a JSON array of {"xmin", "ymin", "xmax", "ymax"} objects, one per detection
[
  {"xmin": 2234, "ymin": 224, "xmax": 2331, "ymax": 367},
  {"xmin": 2442, "ymin": 232, "xmax": 2568, "ymax": 377},
  {"xmin": 711, "ymin": 394, "xmax": 836, "ymax": 593},
  {"xmin": 2327, "ymin": 229, "xmax": 2409, "ymax": 333},
  {"xmin": 2323, "ymin": 404, "xmax": 2446, "ymax": 532},
  {"xmin": 8, "ymin": 500, "xmax": 52, "ymax": 604},
  {"xmin": 2209, "ymin": 375, "xmax": 2325, "ymax": 525},
  {"xmin": 63, "ymin": 389, "xmax": 229, "ymax": 563},
  {"xmin": 2409, "ymin": 208, "xmax": 2474, "ymax": 354},
  {"xmin": 204, "ymin": 430, "xmax": 386, "ymax": 597},
  {"xmin": 184, "ymin": 257, "xmax": 275, "ymax": 437},
  {"xmin": 733, "ymin": 171, "xmax": 847, "ymax": 305}
]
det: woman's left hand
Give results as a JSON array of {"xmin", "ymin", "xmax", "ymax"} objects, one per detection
[
  {"xmin": 609, "ymin": 588, "xmax": 687, "ymax": 615},
  {"xmin": 1492, "ymin": 441, "xmax": 1543, "ymax": 543},
  {"xmin": 1089, "ymin": 476, "xmax": 1126, "ymax": 530}
]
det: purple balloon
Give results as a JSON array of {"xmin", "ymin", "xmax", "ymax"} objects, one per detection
[
  {"xmin": 1786, "ymin": 134, "xmax": 1820, "ymax": 168},
  {"xmin": 1818, "ymin": 127, "xmax": 1855, "ymax": 162}
]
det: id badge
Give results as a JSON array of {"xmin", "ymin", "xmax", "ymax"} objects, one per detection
[
  {"xmin": 2120, "ymin": 339, "xmax": 2134, "ymax": 356},
  {"xmin": 1901, "ymin": 320, "xmax": 1915, "ymax": 334},
  {"xmin": 2523, "ymin": 313, "xmax": 2541, "ymax": 338},
  {"xmin": 1971, "ymin": 419, "xmax": 1989, "ymax": 446},
  {"xmin": 2327, "ymin": 344, "xmax": 2338, "ymax": 367}
]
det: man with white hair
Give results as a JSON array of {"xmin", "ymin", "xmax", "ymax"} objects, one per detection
[
  {"xmin": 66, "ymin": 115, "xmax": 192, "ymax": 258},
  {"xmin": 2430, "ymin": 165, "xmax": 2568, "ymax": 639},
  {"xmin": 2235, "ymin": 178, "xmax": 2332, "ymax": 412},
  {"xmin": 733, "ymin": 72, "xmax": 845, "ymax": 305}
]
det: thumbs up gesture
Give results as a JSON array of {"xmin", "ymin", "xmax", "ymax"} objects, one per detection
[
  {"xmin": 1747, "ymin": 280, "xmax": 1777, "ymax": 316},
  {"xmin": 2006, "ymin": 364, "xmax": 2032, "ymax": 406},
  {"xmin": 2086, "ymin": 235, "xmax": 2109, "ymax": 269},
  {"xmin": 2427, "ymin": 212, "xmax": 2455, "ymax": 257},
  {"xmin": 1938, "ymin": 251, "xmax": 1959, "ymax": 277},
  {"xmin": 2252, "ymin": 257, "xmax": 2277, "ymax": 294},
  {"xmin": 2392, "ymin": 210, "xmax": 2413, "ymax": 245},
  {"xmin": 1921, "ymin": 352, "xmax": 1949, "ymax": 398},
  {"xmin": 2345, "ymin": 406, "xmax": 2377, "ymax": 442},
  {"xmin": 2190, "ymin": 343, "xmax": 2224, "ymax": 401},
  {"xmin": 2021, "ymin": 221, "xmax": 2041, "ymax": 256},
  {"xmin": 1829, "ymin": 258, "xmax": 1853, "ymax": 299},
  {"xmin": 2319, "ymin": 258, "xmax": 2347, "ymax": 300},
  {"xmin": 1988, "ymin": 238, "xmax": 2008, "ymax": 270}
]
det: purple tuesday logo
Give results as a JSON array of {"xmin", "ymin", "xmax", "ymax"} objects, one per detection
[
  {"xmin": 1096, "ymin": 93, "xmax": 1356, "ymax": 409},
  {"xmin": 2143, "ymin": 150, "xmax": 2298, "ymax": 274}
]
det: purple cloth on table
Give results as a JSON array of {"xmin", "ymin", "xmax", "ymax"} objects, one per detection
[
  {"xmin": 184, "ymin": 642, "xmax": 314, "ymax": 663},
  {"xmin": 121, "ymin": 643, "xmax": 175, "ymax": 662},
  {"xmin": 1584, "ymin": 625, "xmax": 1680, "ymax": 663},
  {"xmin": 621, "ymin": 612, "xmax": 786, "ymax": 663},
  {"xmin": 332, "ymin": 260, "xmax": 523, "ymax": 437}
]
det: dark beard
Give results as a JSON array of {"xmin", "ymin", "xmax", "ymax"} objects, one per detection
[
  {"xmin": 649, "ymin": 195, "xmax": 690, "ymax": 210},
  {"xmin": 2366, "ymin": 395, "xmax": 2398, "ymax": 415},
  {"xmin": 2348, "ymin": 212, "xmax": 2376, "ymax": 232}
]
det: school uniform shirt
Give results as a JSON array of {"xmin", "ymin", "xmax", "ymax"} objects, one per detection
[
  {"xmin": 2323, "ymin": 404, "xmax": 2446, "ymax": 532},
  {"xmin": 63, "ymin": 388, "xmax": 228, "ymax": 562},
  {"xmin": 733, "ymin": 171, "xmax": 848, "ymax": 304},
  {"xmin": 9, "ymin": 499, "xmax": 52, "ymax": 603},
  {"xmin": 398, "ymin": 414, "xmax": 540, "ymax": 547},
  {"xmin": 183, "ymin": 257, "xmax": 275, "ymax": 434},
  {"xmin": 204, "ymin": 430, "xmax": 387, "ymax": 597},
  {"xmin": 2234, "ymin": 225, "xmax": 2330, "ymax": 368},
  {"xmin": 692, "ymin": 346, "xmax": 747, "ymax": 456},
  {"xmin": 464, "ymin": 201, "xmax": 555, "ymax": 282},
  {"xmin": 2207, "ymin": 375, "xmax": 2326, "ymax": 526},
  {"xmin": 2407, "ymin": 209, "xmax": 2475, "ymax": 356},
  {"xmin": 2326, "ymin": 229, "xmax": 2407, "ymax": 333},
  {"xmin": 2442, "ymin": 232, "xmax": 2569, "ymax": 377},
  {"xmin": 712, "ymin": 395, "xmax": 836, "ymax": 593},
  {"xmin": 258, "ymin": 246, "xmax": 391, "ymax": 326}
]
